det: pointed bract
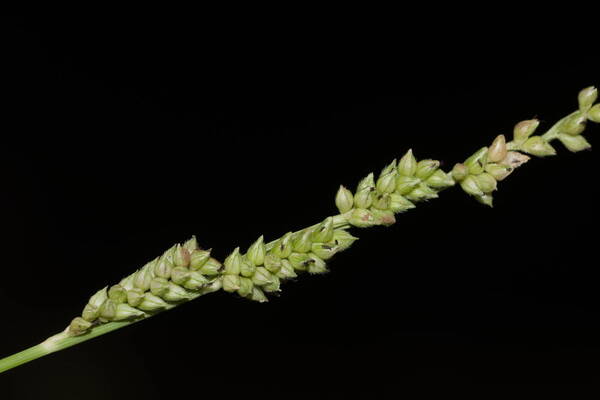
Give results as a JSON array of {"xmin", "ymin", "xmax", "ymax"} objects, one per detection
[
  {"xmin": 200, "ymin": 278, "xmax": 222, "ymax": 295},
  {"xmin": 114, "ymin": 304, "xmax": 145, "ymax": 321},
  {"xmin": 500, "ymin": 151, "xmax": 530, "ymax": 169},
  {"xmin": 474, "ymin": 173, "xmax": 497, "ymax": 193},
  {"xmin": 119, "ymin": 274, "xmax": 136, "ymax": 291},
  {"xmin": 224, "ymin": 247, "xmax": 242, "ymax": 275},
  {"xmin": 558, "ymin": 133, "xmax": 591, "ymax": 152},
  {"xmin": 356, "ymin": 173, "xmax": 375, "ymax": 191},
  {"xmin": 240, "ymin": 259, "xmax": 256, "ymax": 277},
  {"xmin": 99, "ymin": 299, "xmax": 117, "ymax": 321},
  {"xmin": 451, "ymin": 163, "xmax": 469, "ymax": 182},
  {"xmin": 398, "ymin": 149, "xmax": 417, "ymax": 176},
  {"xmin": 426, "ymin": 169, "xmax": 455, "ymax": 188},
  {"xmin": 88, "ymin": 287, "xmax": 108, "ymax": 309},
  {"xmin": 349, "ymin": 208, "xmax": 378, "ymax": 228},
  {"xmin": 288, "ymin": 252, "xmax": 311, "ymax": 271},
  {"xmin": 190, "ymin": 249, "xmax": 211, "ymax": 270},
  {"xmin": 464, "ymin": 147, "xmax": 488, "ymax": 175},
  {"xmin": 332, "ymin": 229, "xmax": 358, "ymax": 251},
  {"xmin": 371, "ymin": 209, "xmax": 396, "ymax": 226},
  {"xmin": 376, "ymin": 170, "xmax": 397, "ymax": 194},
  {"xmin": 237, "ymin": 277, "xmax": 254, "ymax": 297},
  {"xmin": 578, "ymin": 86, "xmax": 597, "ymax": 112},
  {"xmin": 270, "ymin": 232, "xmax": 293, "ymax": 258},
  {"xmin": 354, "ymin": 187, "xmax": 374, "ymax": 208},
  {"xmin": 150, "ymin": 277, "xmax": 169, "ymax": 297},
  {"xmin": 173, "ymin": 244, "xmax": 191, "ymax": 268},
  {"xmin": 405, "ymin": 183, "xmax": 438, "ymax": 202},
  {"xmin": 335, "ymin": 185, "xmax": 354, "ymax": 213},
  {"xmin": 163, "ymin": 282, "xmax": 191, "ymax": 302},
  {"xmin": 561, "ymin": 112, "xmax": 587, "ymax": 136},
  {"xmin": 311, "ymin": 242, "xmax": 339, "ymax": 260},
  {"xmin": 476, "ymin": 193, "xmax": 494, "ymax": 207},
  {"xmin": 415, "ymin": 159, "xmax": 440, "ymax": 180},
  {"xmin": 381, "ymin": 159, "xmax": 397, "ymax": 175},
  {"xmin": 162, "ymin": 244, "xmax": 177, "ymax": 264},
  {"xmin": 198, "ymin": 257, "xmax": 221, "ymax": 275},
  {"xmin": 395, "ymin": 176, "xmax": 420, "ymax": 195},
  {"xmin": 252, "ymin": 267, "xmax": 273, "ymax": 286},
  {"xmin": 170, "ymin": 266, "xmax": 190, "ymax": 285},
  {"xmin": 183, "ymin": 271, "xmax": 209, "ymax": 290},
  {"xmin": 82, "ymin": 304, "xmax": 99, "ymax": 322},
  {"xmin": 513, "ymin": 119, "xmax": 539, "ymax": 142},
  {"xmin": 484, "ymin": 163, "xmax": 513, "ymax": 181},
  {"xmin": 262, "ymin": 274, "xmax": 281, "ymax": 293},
  {"xmin": 108, "ymin": 285, "xmax": 127, "ymax": 304},
  {"xmin": 138, "ymin": 293, "xmax": 167, "ymax": 311},
  {"xmin": 126, "ymin": 288, "xmax": 144, "ymax": 307},
  {"xmin": 521, "ymin": 136, "xmax": 556, "ymax": 157},
  {"xmin": 250, "ymin": 287, "xmax": 268, "ymax": 303},
  {"xmin": 311, "ymin": 217, "xmax": 334, "ymax": 243},
  {"xmin": 389, "ymin": 193, "xmax": 415, "ymax": 213},
  {"xmin": 488, "ymin": 135, "xmax": 507, "ymax": 163},
  {"xmin": 247, "ymin": 236, "xmax": 266, "ymax": 266},
  {"xmin": 183, "ymin": 236, "xmax": 199, "ymax": 253},
  {"xmin": 372, "ymin": 193, "xmax": 392, "ymax": 210},
  {"xmin": 588, "ymin": 104, "xmax": 600, "ymax": 123},
  {"xmin": 292, "ymin": 229, "xmax": 313, "ymax": 253},
  {"xmin": 69, "ymin": 317, "xmax": 92, "ymax": 336},
  {"xmin": 276, "ymin": 259, "xmax": 298, "ymax": 279},
  {"xmin": 307, "ymin": 254, "xmax": 328, "ymax": 274},
  {"xmin": 154, "ymin": 257, "xmax": 173, "ymax": 279},
  {"xmin": 222, "ymin": 274, "xmax": 241, "ymax": 292},
  {"xmin": 263, "ymin": 254, "xmax": 282, "ymax": 273},
  {"xmin": 460, "ymin": 175, "xmax": 483, "ymax": 197}
]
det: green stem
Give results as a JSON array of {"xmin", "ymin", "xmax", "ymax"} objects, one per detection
[
  {"xmin": 0, "ymin": 282, "xmax": 220, "ymax": 374},
  {"xmin": 0, "ymin": 320, "xmax": 137, "ymax": 373}
]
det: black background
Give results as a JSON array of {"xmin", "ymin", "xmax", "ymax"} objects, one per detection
[{"xmin": 1, "ymin": 12, "xmax": 599, "ymax": 398}]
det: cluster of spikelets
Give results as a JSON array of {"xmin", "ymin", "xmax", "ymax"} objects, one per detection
[
  {"xmin": 220, "ymin": 223, "xmax": 359, "ymax": 302},
  {"xmin": 451, "ymin": 134, "xmax": 532, "ymax": 207},
  {"xmin": 69, "ymin": 228, "xmax": 361, "ymax": 335},
  {"xmin": 67, "ymin": 86, "xmax": 600, "ymax": 337},
  {"xmin": 69, "ymin": 238, "xmax": 223, "ymax": 334},
  {"xmin": 335, "ymin": 150, "xmax": 455, "ymax": 229},
  {"xmin": 451, "ymin": 86, "xmax": 599, "ymax": 207}
]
